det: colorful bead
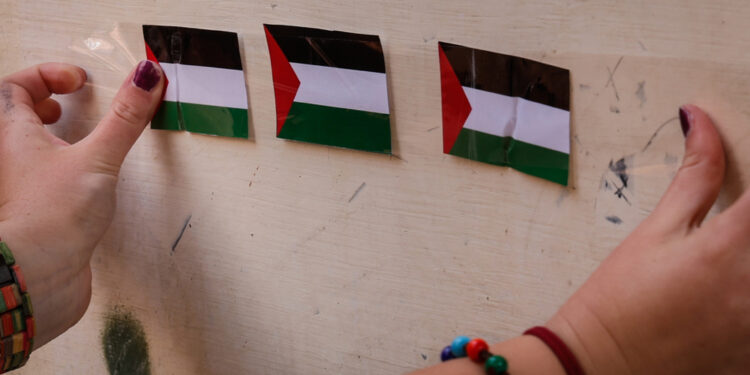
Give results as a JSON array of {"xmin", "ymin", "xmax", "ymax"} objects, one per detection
[
  {"xmin": 21, "ymin": 294, "xmax": 32, "ymax": 317},
  {"xmin": 484, "ymin": 355, "xmax": 508, "ymax": 375},
  {"xmin": 0, "ymin": 285, "xmax": 18, "ymax": 310},
  {"xmin": 10, "ymin": 266, "xmax": 26, "ymax": 293},
  {"xmin": 466, "ymin": 338, "xmax": 489, "ymax": 362},
  {"xmin": 440, "ymin": 345, "xmax": 455, "ymax": 361},
  {"xmin": 0, "ymin": 243, "xmax": 14, "ymax": 266},
  {"xmin": 450, "ymin": 335, "xmax": 471, "ymax": 357}
]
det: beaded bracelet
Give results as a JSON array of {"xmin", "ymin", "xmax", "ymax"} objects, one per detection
[
  {"xmin": 440, "ymin": 336, "xmax": 508, "ymax": 375},
  {"xmin": 0, "ymin": 241, "xmax": 34, "ymax": 372}
]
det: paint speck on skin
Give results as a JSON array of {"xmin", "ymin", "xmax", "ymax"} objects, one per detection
[
  {"xmin": 606, "ymin": 215, "xmax": 623, "ymax": 224},
  {"xmin": 102, "ymin": 306, "xmax": 151, "ymax": 375}
]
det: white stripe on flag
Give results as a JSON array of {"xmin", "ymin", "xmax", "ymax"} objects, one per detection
[
  {"xmin": 159, "ymin": 62, "xmax": 248, "ymax": 109},
  {"xmin": 160, "ymin": 63, "xmax": 178, "ymax": 102},
  {"xmin": 462, "ymin": 87, "xmax": 570, "ymax": 154},
  {"xmin": 290, "ymin": 63, "xmax": 389, "ymax": 114}
]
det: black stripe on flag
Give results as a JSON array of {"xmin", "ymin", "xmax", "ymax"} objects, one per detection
[
  {"xmin": 143, "ymin": 25, "xmax": 242, "ymax": 70},
  {"xmin": 439, "ymin": 42, "xmax": 569, "ymax": 111},
  {"xmin": 264, "ymin": 24, "xmax": 385, "ymax": 74}
]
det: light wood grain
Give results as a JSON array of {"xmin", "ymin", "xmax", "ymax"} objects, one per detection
[{"xmin": 2, "ymin": 0, "xmax": 750, "ymax": 373}]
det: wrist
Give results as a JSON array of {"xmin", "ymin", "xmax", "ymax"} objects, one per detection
[
  {"xmin": 0, "ymin": 229, "xmax": 92, "ymax": 348},
  {"xmin": 546, "ymin": 303, "xmax": 632, "ymax": 375}
]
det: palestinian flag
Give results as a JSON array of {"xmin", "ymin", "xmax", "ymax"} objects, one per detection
[
  {"xmin": 143, "ymin": 25, "xmax": 248, "ymax": 138},
  {"xmin": 264, "ymin": 24, "xmax": 391, "ymax": 154},
  {"xmin": 439, "ymin": 42, "xmax": 570, "ymax": 185}
]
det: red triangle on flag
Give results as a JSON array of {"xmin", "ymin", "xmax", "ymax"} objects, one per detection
[
  {"xmin": 264, "ymin": 26, "xmax": 301, "ymax": 136},
  {"xmin": 439, "ymin": 45, "xmax": 471, "ymax": 154}
]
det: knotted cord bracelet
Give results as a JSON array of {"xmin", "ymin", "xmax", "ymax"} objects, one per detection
[
  {"xmin": 0, "ymin": 240, "xmax": 35, "ymax": 372},
  {"xmin": 524, "ymin": 326, "xmax": 585, "ymax": 375},
  {"xmin": 440, "ymin": 336, "xmax": 508, "ymax": 375}
]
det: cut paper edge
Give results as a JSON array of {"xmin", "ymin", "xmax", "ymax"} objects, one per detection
[
  {"xmin": 264, "ymin": 25, "xmax": 301, "ymax": 136},
  {"xmin": 439, "ymin": 44, "xmax": 471, "ymax": 154}
]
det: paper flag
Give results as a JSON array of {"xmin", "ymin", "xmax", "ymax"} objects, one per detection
[
  {"xmin": 143, "ymin": 25, "xmax": 249, "ymax": 138},
  {"xmin": 439, "ymin": 42, "xmax": 570, "ymax": 185},
  {"xmin": 264, "ymin": 24, "xmax": 391, "ymax": 154}
]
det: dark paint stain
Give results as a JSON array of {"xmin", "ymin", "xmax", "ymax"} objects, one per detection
[
  {"xmin": 608, "ymin": 158, "xmax": 631, "ymax": 204},
  {"xmin": 635, "ymin": 81, "xmax": 646, "ymax": 107},
  {"xmin": 171, "ymin": 214, "xmax": 192, "ymax": 254},
  {"xmin": 102, "ymin": 306, "xmax": 151, "ymax": 375},
  {"xmin": 421, "ymin": 353, "xmax": 428, "ymax": 360},
  {"xmin": 606, "ymin": 215, "xmax": 623, "ymax": 224},
  {"xmin": 609, "ymin": 105, "xmax": 620, "ymax": 114}
]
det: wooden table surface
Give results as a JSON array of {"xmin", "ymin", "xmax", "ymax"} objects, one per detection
[{"xmin": 3, "ymin": 0, "xmax": 750, "ymax": 373}]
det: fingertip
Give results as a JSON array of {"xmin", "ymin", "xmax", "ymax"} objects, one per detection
[
  {"xmin": 38, "ymin": 63, "xmax": 87, "ymax": 94},
  {"xmin": 35, "ymin": 98, "xmax": 62, "ymax": 124}
]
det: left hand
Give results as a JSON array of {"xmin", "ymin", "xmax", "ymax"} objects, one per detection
[{"xmin": 0, "ymin": 61, "xmax": 164, "ymax": 347}]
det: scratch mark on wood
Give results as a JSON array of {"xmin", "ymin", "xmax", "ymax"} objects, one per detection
[
  {"xmin": 638, "ymin": 40, "xmax": 647, "ymax": 51},
  {"xmin": 171, "ymin": 214, "xmax": 192, "ymax": 254},
  {"xmin": 348, "ymin": 182, "xmax": 366, "ymax": 203},
  {"xmin": 605, "ymin": 56, "xmax": 624, "ymax": 101},
  {"xmin": 642, "ymin": 117, "xmax": 679, "ymax": 152}
]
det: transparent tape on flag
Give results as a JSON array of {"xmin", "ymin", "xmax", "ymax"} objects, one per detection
[
  {"xmin": 439, "ymin": 42, "xmax": 571, "ymax": 185},
  {"xmin": 264, "ymin": 24, "xmax": 392, "ymax": 154},
  {"xmin": 69, "ymin": 23, "xmax": 249, "ymax": 138}
]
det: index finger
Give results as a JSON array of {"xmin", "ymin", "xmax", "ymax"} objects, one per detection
[{"xmin": 1, "ymin": 63, "xmax": 87, "ymax": 106}]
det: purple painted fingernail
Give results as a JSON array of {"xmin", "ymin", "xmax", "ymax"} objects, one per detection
[
  {"xmin": 132, "ymin": 60, "xmax": 161, "ymax": 92},
  {"xmin": 679, "ymin": 106, "xmax": 691, "ymax": 137}
]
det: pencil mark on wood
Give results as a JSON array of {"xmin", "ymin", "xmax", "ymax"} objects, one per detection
[
  {"xmin": 348, "ymin": 182, "xmax": 366, "ymax": 203},
  {"xmin": 579, "ymin": 83, "xmax": 590, "ymax": 90},
  {"xmin": 171, "ymin": 214, "xmax": 192, "ymax": 254},
  {"xmin": 426, "ymin": 126, "xmax": 439, "ymax": 132},
  {"xmin": 638, "ymin": 40, "xmax": 647, "ymax": 51},
  {"xmin": 605, "ymin": 56, "xmax": 624, "ymax": 101},
  {"xmin": 249, "ymin": 165, "xmax": 260, "ymax": 188}
]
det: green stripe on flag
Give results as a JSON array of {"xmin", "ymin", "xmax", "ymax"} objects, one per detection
[
  {"xmin": 450, "ymin": 128, "xmax": 569, "ymax": 185},
  {"xmin": 279, "ymin": 102, "xmax": 391, "ymax": 154},
  {"xmin": 151, "ymin": 101, "xmax": 248, "ymax": 138}
]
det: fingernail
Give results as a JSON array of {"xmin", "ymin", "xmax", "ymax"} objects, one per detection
[
  {"xmin": 679, "ymin": 106, "xmax": 691, "ymax": 137},
  {"xmin": 132, "ymin": 60, "xmax": 161, "ymax": 92}
]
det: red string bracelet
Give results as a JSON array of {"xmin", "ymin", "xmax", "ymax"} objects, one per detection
[{"xmin": 524, "ymin": 326, "xmax": 585, "ymax": 375}]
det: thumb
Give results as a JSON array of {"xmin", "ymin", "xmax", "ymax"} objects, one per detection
[
  {"xmin": 647, "ymin": 105, "xmax": 725, "ymax": 234},
  {"xmin": 81, "ymin": 60, "xmax": 165, "ymax": 169}
]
